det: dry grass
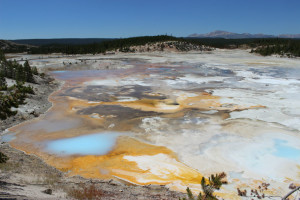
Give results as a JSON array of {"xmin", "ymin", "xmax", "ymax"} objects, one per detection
[
  {"xmin": 42, "ymin": 173, "xmax": 61, "ymax": 186},
  {"xmin": 67, "ymin": 183, "xmax": 103, "ymax": 200}
]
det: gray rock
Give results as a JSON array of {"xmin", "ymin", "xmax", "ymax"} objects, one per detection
[{"xmin": 43, "ymin": 188, "xmax": 52, "ymax": 195}]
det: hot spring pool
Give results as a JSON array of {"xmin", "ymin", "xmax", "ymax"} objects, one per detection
[{"xmin": 46, "ymin": 132, "xmax": 121, "ymax": 155}]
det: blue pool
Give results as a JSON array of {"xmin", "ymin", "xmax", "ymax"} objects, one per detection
[
  {"xmin": 46, "ymin": 132, "xmax": 121, "ymax": 156},
  {"xmin": 274, "ymin": 139, "xmax": 300, "ymax": 161}
]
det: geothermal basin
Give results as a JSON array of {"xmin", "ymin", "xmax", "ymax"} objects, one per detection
[{"xmin": 3, "ymin": 50, "xmax": 300, "ymax": 198}]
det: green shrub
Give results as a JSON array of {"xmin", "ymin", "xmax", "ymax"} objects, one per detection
[
  {"xmin": 181, "ymin": 173, "xmax": 227, "ymax": 200},
  {"xmin": 0, "ymin": 152, "xmax": 9, "ymax": 163}
]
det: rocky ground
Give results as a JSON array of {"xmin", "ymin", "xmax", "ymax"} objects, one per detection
[
  {"xmin": 0, "ymin": 75, "xmax": 59, "ymax": 133},
  {"xmin": 0, "ymin": 72, "xmax": 185, "ymax": 200}
]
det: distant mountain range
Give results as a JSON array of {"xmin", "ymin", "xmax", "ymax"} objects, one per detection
[{"xmin": 188, "ymin": 30, "xmax": 300, "ymax": 39}]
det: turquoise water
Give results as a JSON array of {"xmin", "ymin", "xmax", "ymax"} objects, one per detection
[
  {"xmin": 46, "ymin": 132, "xmax": 121, "ymax": 155},
  {"xmin": 274, "ymin": 139, "xmax": 300, "ymax": 161}
]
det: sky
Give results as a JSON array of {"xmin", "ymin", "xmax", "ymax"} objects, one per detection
[{"xmin": 0, "ymin": 0, "xmax": 300, "ymax": 39}]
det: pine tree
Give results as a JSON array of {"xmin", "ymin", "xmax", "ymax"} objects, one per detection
[
  {"xmin": 32, "ymin": 66, "xmax": 38, "ymax": 75},
  {"xmin": 0, "ymin": 73, "xmax": 7, "ymax": 90},
  {"xmin": 15, "ymin": 65, "xmax": 24, "ymax": 82},
  {"xmin": 0, "ymin": 152, "xmax": 8, "ymax": 163},
  {"xmin": 0, "ymin": 50, "xmax": 5, "ymax": 61},
  {"xmin": 7, "ymin": 62, "xmax": 14, "ymax": 79},
  {"xmin": 23, "ymin": 60, "xmax": 34, "ymax": 83},
  {"xmin": 180, "ymin": 173, "xmax": 227, "ymax": 200}
]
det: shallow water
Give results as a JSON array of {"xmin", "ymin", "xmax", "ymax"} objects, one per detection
[
  {"xmin": 274, "ymin": 139, "xmax": 300, "ymax": 160},
  {"xmin": 1, "ymin": 132, "xmax": 16, "ymax": 142},
  {"xmin": 46, "ymin": 132, "xmax": 121, "ymax": 155}
]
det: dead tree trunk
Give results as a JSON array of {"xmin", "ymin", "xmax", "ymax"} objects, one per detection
[{"xmin": 282, "ymin": 186, "xmax": 300, "ymax": 200}]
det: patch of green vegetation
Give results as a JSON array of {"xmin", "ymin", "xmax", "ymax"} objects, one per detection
[
  {"xmin": 0, "ymin": 82, "xmax": 35, "ymax": 120},
  {"xmin": 0, "ymin": 51, "xmax": 38, "ymax": 83},
  {"xmin": 0, "ymin": 50, "xmax": 39, "ymax": 120},
  {"xmin": 187, "ymin": 38, "xmax": 300, "ymax": 57},
  {"xmin": 250, "ymin": 39, "xmax": 300, "ymax": 57},
  {"xmin": 0, "ymin": 152, "xmax": 9, "ymax": 163},
  {"xmin": 180, "ymin": 172, "xmax": 227, "ymax": 200}
]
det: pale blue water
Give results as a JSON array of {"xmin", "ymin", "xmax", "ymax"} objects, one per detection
[
  {"xmin": 23, "ymin": 118, "xmax": 80, "ymax": 133},
  {"xmin": 46, "ymin": 132, "xmax": 121, "ymax": 155},
  {"xmin": 274, "ymin": 139, "xmax": 300, "ymax": 161},
  {"xmin": 51, "ymin": 70, "xmax": 109, "ymax": 81},
  {"xmin": 52, "ymin": 70, "xmax": 66, "ymax": 73},
  {"xmin": 0, "ymin": 133, "xmax": 16, "ymax": 142}
]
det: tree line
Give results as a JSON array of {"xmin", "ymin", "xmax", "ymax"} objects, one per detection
[
  {"xmin": 250, "ymin": 38, "xmax": 300, "ymax": 57},
  {"xmin": 187, "ymin": 38, "xmax": 300, "ymax": 57},
  {"xmin": 4, "ymin": 36, "xmax": 300, "ymax": 57},
  {"xmin": 6, "ymin": 35, "xmax": 188, "ymax": 54}
]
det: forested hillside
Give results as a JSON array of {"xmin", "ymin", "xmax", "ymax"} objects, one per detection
[
  {"xmin": 0, "ymin": 50, "xmax": 39, "ymax": 119},
  {"xmin": 0, "ymin": 40, "xmax": 32, "ymax": 53},
  {"xmin": 4, "ymin": 35, "xmax": 207, "ymax": 54},
  {"xmin": 187, "ymin": 38, "xmax": 300, "ymax": 57},
  {"xmin": 250, "ymin": 38, "xmax": 300, "ymax": 57},
  {"xmin": 27, "ymin": 35, "xmax": 188, "ymax": 54}
]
